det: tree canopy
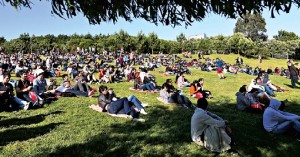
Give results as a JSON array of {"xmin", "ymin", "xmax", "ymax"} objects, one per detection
[
  {"xmin": 273, "ymin": 30, "xmax": 299, "ymax": 41},
  {"xmin": 234, "ymin": 13, "xmax": 267, "ymax": 41},
  {"xmin": 1, "ymin": 0, "xmax": 300, "ymax": 27}
]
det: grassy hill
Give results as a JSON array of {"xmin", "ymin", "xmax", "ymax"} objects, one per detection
[{"xmin": 0, "ymin": 54, "xmax": 299, "ymax": 157}]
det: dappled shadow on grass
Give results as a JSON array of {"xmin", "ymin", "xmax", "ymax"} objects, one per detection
[
  {"xmin": 209, "ymin": 98, "xmax": 300, "ymax": 157},
  {"xmin": 0, "ymin": 111, "xmax": 64, "ymax": 128},
  {"xmin": 0, "ymin": 122, "xmax": 65, "ymax": 146},
  {"xmin": 39, "ymin": 98, "xmax": 300, "ymax": 157},
  {"xmin": 44, "ymin": 105, "xmax": 211, "ymax": 157},
  {"xmin": 283, "ymin": 83, "xmax": 300, "ymax": 89}
]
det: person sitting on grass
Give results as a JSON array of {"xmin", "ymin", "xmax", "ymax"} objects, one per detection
[
  {"xmin": 176, "ymin": 72, "xmax": 190, "ymax": 88},
  {"xmin": 189, "ymin": 80, "xmax": 200, "ymax": 98},
  {"xmin": 191, "ymin": 98, "xmax": 236, "ymax": 154},
  {"xmin": 236, "ymin": 85, "xmax": 264, "ymax": 112},
  {"xmin": 160, "ymin": 79, "xmax": 195, "ymax": 109},
  {"xmin": 133, "ymin": 72, "xmax": 157, "ymax": 92},
  {"xmin": 189, "ymin": 79, "xmax": 212, "ymax": 99},
  {"xmin": 263, "ymin": 99, "xmax": 300, "ymax": 141},
  {"xmin": 245, "ymin": 88, "xmax": 267, "ymax": 111},
  {"xmin": 248, "ymin": 78, "xmax": 272, "ymax": 105},
  {"xmin": 256, "ymin": 72, "xmax": 276, "ymax": 97},
  {"xmin": 196, "ymin": 78, "xmax": 213, "ymax": 98},
  {"xmin": 89, "ymin": 85, "xmax": 147, "ymax": 122},
  {"xmin": 15, "ymin": 70, "xmax": 41, "ymax": 108},
  {"xmin": 33, "ymin": 69, "xmax": 57, "ymax": 104},
  {"xmin": 0, "ymin": 73, "xmax": 30, "ymax": 111}
]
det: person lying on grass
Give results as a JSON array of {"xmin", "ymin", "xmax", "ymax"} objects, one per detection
[
  {"xmin": 89, "ymin": 85, "xmax": 147, "ymax": 122},
  {"xmin": 160, "ymin": 79, "xmax": 195, "ymax": 109},
  {"xmin": 263, "ymin": 99, "xmax": 300, "ymax": 141},
  {"xmin": 55, "ymin": 74, "xmax": 94, "ymax": 97},
  {"xmin": 262, "ymin": 72, "xmax": 286, "ymax": 92},
  {"xmin": 191, "ymin": 98, "xmax": 237, "ymax": 154}
]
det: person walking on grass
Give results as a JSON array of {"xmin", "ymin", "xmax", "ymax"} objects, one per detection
[{"xmin": 216, "ymin": 58, "xmax": 225, "ymax": 79}]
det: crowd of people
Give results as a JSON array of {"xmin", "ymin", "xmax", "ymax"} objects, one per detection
[
  {"xmin": 0, "ymin": 46, "xmax": 299, "ymax": 156},
  {"xmin": 235, "ymin": 60, "xmax": 300, "ymax": 144}
]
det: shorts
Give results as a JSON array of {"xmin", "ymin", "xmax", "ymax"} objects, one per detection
[{"xmin": 217, "ymin": 68, "xmax": 223, "ymax": 74}]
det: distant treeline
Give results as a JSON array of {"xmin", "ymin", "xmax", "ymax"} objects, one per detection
[{"xmin": 1, "ymin": 30, "xmax": 300, "ymax": 59}]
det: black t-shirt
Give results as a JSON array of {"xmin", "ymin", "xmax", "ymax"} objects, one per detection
[
  {"xmin": 1, "ymin": 82, "xmax": 14, "ymax": 98},
  {"xmin": 2, "ymin": 63, "xmax": 9, "ymax": 70},
  {"xmin": 16, "ymin": 79, "xmax": 31, "ymax": 98},
  {"xmin": 166, "ymin": 84, "xmax": 176, "ymax": 93}
]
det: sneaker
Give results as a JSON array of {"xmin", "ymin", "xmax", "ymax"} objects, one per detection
[
  {"xmin": 140, "ymin": 109, "xmax": 148, "ymax": 115},
  {"xmin": 88, "ymin": 90, "xmax": 95, "ymax": 97},
  {"xmin": 39, "ymin": 99, "xmax": 44, "ymax": 107},
  {"xmin": 141, "ymin": 103, "xmax": 149, "ymax": 108},
  {"xmin": 133, "ymin": 118, "xmax": 145, "ymax": 123},
  {"xmin": 23, "ymin": 102, "xmax": 30, "ymax": 110}
]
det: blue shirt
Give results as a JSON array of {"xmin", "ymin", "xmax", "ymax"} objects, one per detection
[{"xmin": 33, "ymin": 77, "xmax": 47, "ymax": 94}]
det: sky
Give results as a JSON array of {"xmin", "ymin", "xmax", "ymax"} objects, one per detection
[{"xmin": 1, "ymin": 1, "xmax": 300, "ymax": 41}]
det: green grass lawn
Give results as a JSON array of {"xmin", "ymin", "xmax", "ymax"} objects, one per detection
[{"xmin": 1, "ymin": 54, "xmax": 300, "ymax": 157}]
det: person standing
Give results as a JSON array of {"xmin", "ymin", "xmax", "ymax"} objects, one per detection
[
  {"xmin": 216, "ymin": 58, "xmax": 225, "ymax": 79},
  {"xmin": 258, "ymin": 55, "xmax": 262, "ymax": 63},
  {"xmin": 287, "ymin": 61, "xmax": 299, "ymax": 88}
]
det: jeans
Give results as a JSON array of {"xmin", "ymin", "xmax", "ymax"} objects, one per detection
[
  {"xmin": 109, "ymin": 98, "xmax": 139, "ymax": 118},
  {"xmin": 13, "ymin": 96, "xmax": 28, "ymax": 109},
  {"xmin": 139, "ymin": 83, "xmax": 155, "ymax": 91},
  {"xmin": 127, "ymin": 95, "xmax": 143, "ymax": 110},
  {"xmin": 65, "ymin": 88, "xmax": 88, "ymax": 97},
  {"xmin": 22, "ymin": 93, "xmax": 36, "ymax": 104},
  {"xmin": 272, "ymin": 120, "xmax": 300, "ymax": 134},
  {"xmin": 171, "ymin": 92, "xmax": 193, "ymax": 107},
  {"xmin": 263, "ymin": 85, "xmax": 274, "ymax": 96},
  {"xmin": 291, "ymin": 75, "xmax": 299, "ymax": 88},
  {"xmin": 73, "ymin": 81, "xmax": 91, "ymax": 93}
]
